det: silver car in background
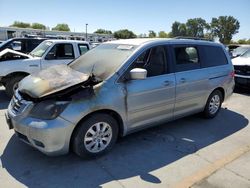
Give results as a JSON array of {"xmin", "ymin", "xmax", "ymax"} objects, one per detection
[{"xmin": 6, "ymin": 38, "xmax": 235, "ymax": 158}]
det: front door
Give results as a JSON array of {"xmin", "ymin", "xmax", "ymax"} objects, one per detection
[
  {"xmin": 41, "ymin": 43, "xmax": 75, "ymax": 69},
  {"xmin": 125, "ymin": 45, "xmax": 176, "ymax": 129}
]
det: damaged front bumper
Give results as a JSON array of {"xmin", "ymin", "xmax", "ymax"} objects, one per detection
[
  {"xmin": 8, "ymin": 110, "xmax": 75, "ymax": 156},
  {"xmin": 6, "ymin": 93, "xmax": 75, "ymax": 156}
]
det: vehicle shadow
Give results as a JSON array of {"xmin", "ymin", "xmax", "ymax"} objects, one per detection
[
  {"xmin": 0, "ymin": 87, "xmax": 9, "ymax": 110},
  {"xmin": 1, "ymin": 108, "xmax": 248, "ymax": 188}
]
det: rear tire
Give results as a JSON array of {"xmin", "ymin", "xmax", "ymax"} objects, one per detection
[
  {"xmin": 5, "ymin": 75, "xmax": 25, "ymax": 98},
  {"xmin": 73, "ymin": 113, "xmax": 118, "ymax": 158},
  {"xmin": 203, "ymin": 90, "xmax": 223, "ymax": 119}
]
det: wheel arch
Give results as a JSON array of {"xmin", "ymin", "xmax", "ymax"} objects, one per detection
[
  {"xmin": 69, "ymin": 109, "xmax": 125, "ymax": 150},
  {"xmin": 1, "ymin": 71, "xmax": 30, "ymax": 84},
  {"xmin": 212, "ymin": 87, "xmax": 225, "ymax": 102}
]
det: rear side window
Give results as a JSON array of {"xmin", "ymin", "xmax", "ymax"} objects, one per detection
[
  {"xmin": 173, "ymin": 46, "xmax": 201, "ymax": 72},
  {"xmin": 175, "ymin": 47, "xmax": 199, "ymax": 64},
  {"xmin": 201, "ymin": 46, "xmax": 228, "ymax": 68}
]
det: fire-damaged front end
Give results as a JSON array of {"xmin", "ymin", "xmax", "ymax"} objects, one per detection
[
  {"xmin": 6, "ymin": 64, "xmax": 102, "ymax": 155},
  {"xmin": 5, "ymin": 42, "xmax": 136, "ymax": 156}
]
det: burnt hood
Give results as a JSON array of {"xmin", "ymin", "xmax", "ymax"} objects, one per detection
[{"xmin": 18, "ymin": 64, "xmax": 90, "ymax": 98}]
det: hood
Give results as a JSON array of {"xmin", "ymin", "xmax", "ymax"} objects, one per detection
[
  {"xmin": 232, "ymin": 57, "xmax": 250, "ymax": 66},
  {"xmin": 18, "ymin": 64, "xmax": 90, "ymax": 98},
  {"xmin": 0, "ymin": 48, "xmax": 32, "ymax": 59}
]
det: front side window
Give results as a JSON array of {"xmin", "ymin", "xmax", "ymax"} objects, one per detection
[
  {"xmin": 175, "ymin": 47, "xmax": 199, "ymax": 64},
  {"xmin": 132, "ymin": 46, "xmax": 167, "ymax": 77},
  {"xmin": 46, "ymin": 43, "xmax": 74, "ymax": 60}
]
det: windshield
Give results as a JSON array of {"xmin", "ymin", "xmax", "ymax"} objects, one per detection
[
  {"xmin": 232, "ymin": 46, "xmax": 250, "ymax": 57},
  {"xmin": 69, "ymin": 43, "xmax": 138, "ymax": 80},
  {"xmin": 30, "ymin": 41, "xmax": 52, "ymax": 57},
  {"xmin": 241, "ymin": 49, "xmax": 250, "ymax": 58}
]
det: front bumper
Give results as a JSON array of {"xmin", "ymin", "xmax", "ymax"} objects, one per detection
[
  {"xmin": 235, "ymin": 74, "xmax": 250, "ymax": 88},
  {"xmin": 7, "ymin": 110, "xmax": 75, "ymax": 156}
]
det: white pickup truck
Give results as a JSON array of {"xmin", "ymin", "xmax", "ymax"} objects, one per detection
[{"xmin": 0, "ymin": 39, "xmax": 90, "ymax": 97}]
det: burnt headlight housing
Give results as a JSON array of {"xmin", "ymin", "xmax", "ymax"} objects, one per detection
[{"xmin": 29, "ymin": 100, "xmax": 69, "ymax": 120}]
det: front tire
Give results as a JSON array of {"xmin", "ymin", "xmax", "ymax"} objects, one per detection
[
  {"xmin": 5, "ymin": 75, "xmax": 25, "ymax": 98},
  {"xmin": 73, "ymin": 113, "xmax": 118, "ymax": 158},
  {"xmin": 203, "ymin": 90, "xmax": 223, "ymax": 118}
]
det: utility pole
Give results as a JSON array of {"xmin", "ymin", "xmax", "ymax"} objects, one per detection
[{"xmin": 85, "ymin": 23, "xmax": 88, "ymax": 41}]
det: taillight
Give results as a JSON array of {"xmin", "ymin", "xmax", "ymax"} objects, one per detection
[{"xmin": 230, "ymin": 70, "xmax": 235, "ymax": 78}]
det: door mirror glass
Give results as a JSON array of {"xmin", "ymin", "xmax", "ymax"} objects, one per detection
[
  {"xmin": 45, "ymin": 52, "xmax": 55, "ymax": 60},
  {"xmin": 130, "ymin": 68, "xmax": 147, "ymax": 80}
]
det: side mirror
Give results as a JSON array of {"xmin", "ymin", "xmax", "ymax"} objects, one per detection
[
  {"xmin": 45, "ymin": 52, "xmax": 55, "ymax": 60},
  {"xmin": 130, "ymin": 68, "xmax": 147, "ymax": 80}
]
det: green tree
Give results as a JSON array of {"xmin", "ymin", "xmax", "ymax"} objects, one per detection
[
  {"xmin": 158, "ymin": 31, "xmax": 168, "ymax": 38},
  {"xmin": 210, "ymin": 16, "xmax": 240, "ymax": 44},
  {"xmin": 186, "ymin": 18, "xmax": 209, "ymax": 37},
  {"xmin": 113, "ymin": 29, "xmax": 136, "ymax": 39},
  {"xmin": 10, "ymin": 21, "xmax": 30, "ymax": 28},
  {"xmin": 179, "ymin": 24, "xmax": 187, "ymax": 36},
  {"xmin": 171, "ymin": 21, "xmax": 187, "ymax": 37},
  {"xmin": 148, "ymin": 30, "xmax": 156, "ymax": 38},
  {"xmin": 31, "ymin": 23, "xmax": 46, "ymax": 30},
  {"xmin": 237, "ymin": 39, "xmax": 250, "ymax": 44},
  {"xmin": 52, "ymin": 23, "xmax": 70, "ymax": 31},
  {"xmin": 94, "ymin": 29, "xmax": 112, "ymax": 34},
  {"xmin": 204, "ymin": 32, "xmax": 214, "ymax": 40},
  {"xmin": 171, "ymin": 21, "xmax": 181, "ymax": 37}
]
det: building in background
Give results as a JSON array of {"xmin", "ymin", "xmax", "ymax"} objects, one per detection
[{"xmin": 0, "ymin": 27, "xmax": 114, "ymax": 42}]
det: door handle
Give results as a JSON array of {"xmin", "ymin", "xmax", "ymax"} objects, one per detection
[
  {"xmin": 163, "ymin": 80, "xmax": 170, "ymax": 86},
  {"xmin": 180, "ymin": 78, "xmax": 186, "ymax": 83}
]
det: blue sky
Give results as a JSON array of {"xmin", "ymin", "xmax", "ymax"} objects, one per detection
[{"xmin": 0, "ymin": 0, "xmax": 249, "ymax": 40}]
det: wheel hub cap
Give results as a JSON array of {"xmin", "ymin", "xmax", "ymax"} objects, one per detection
[
  {"xmin": 84, "ymin": 122, "xmax": 112, "ymax": 153},
  {"xmin": 209, "ymin": 95, "xmax": 220, "ymax": 115}
]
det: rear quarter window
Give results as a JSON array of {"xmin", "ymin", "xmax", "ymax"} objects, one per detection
[{"xmin": 201, "ymin": 46, "xmax": 228, "ymax": 68}]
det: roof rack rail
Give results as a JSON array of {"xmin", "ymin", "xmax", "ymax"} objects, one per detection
[{"xmin": 174, "ymin": 36, "xmax": 214, "ymax": 42}]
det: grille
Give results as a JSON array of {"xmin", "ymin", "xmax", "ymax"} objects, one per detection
[
  {"xmin": 234, "ymin": 65, "xmax": 250, "ymax": 76},
  {"xmin": 10, "ymin": 91, "xmax": 31, "ymax": 115}
]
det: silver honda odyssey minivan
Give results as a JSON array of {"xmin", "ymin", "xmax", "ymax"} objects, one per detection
[{"xmin": 6, "ymin": 38, "xmax": 235, "ymax": 158}]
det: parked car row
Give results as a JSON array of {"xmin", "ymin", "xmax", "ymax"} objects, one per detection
[
  {"xmin": 0, "ymin": 39, "xmax": 90, "ymax": 97},
  {"xmin": 5, "ymin": 38, "xmax": 235, "ymax": 158},
  {"xmin": 0, "ymin": 38, "xmax": 46, "ymax": 54}
]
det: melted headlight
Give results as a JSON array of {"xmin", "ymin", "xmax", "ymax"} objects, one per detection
[{"xmin": 29, "ymin": 100, "xmax": 69, "ymax": 120}]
